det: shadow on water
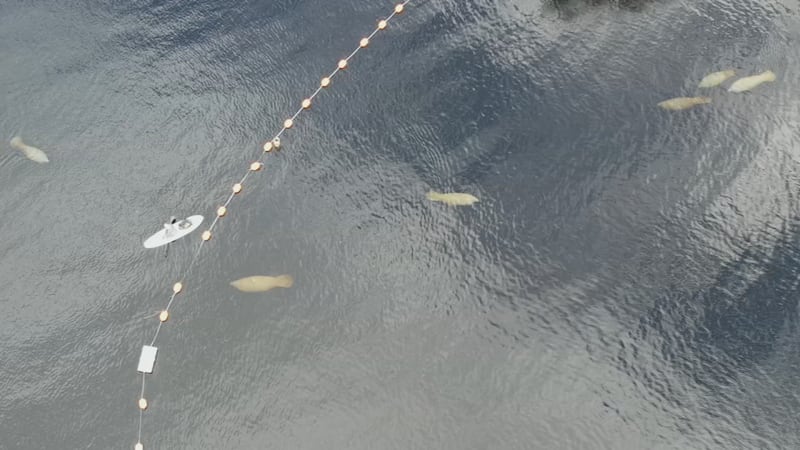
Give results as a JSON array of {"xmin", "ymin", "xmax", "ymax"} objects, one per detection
[
  {"xmin": 615, "ymin": 211, "xmax": 800, "ymax": 446},
  {"xmin": 546, "ymin": 0, "xmax": 655, "ymax": 19},
  {"xmin": 636, "ymin": 216, "xmax": 800, "ymax": 386}
]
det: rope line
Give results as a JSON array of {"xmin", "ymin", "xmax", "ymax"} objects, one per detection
[{"xmin": 132, "ymin": 3, "xmax": 410, "ymax": 449}]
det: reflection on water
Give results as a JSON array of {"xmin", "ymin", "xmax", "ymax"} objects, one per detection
[{"xmin": 1, "ymin": 0, "xmax": 800, "ymax": 448}]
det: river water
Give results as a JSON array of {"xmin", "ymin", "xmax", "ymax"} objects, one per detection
[{"xmin": 1, "ymin": 0, "xmax": 799, "ymax": 448}]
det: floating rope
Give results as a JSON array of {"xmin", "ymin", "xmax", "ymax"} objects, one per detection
[{"xmin": 132, "ymin": 3, "xmax": 410, "ymax": 448}]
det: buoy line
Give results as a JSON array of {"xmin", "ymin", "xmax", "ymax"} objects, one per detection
[{"xmin": 132, "ymin": 3, "xmax": 410, "ymax": 448}]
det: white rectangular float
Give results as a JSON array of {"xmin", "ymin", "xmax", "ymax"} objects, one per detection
[{"xmin": 137, "ymin": 345, "xmax": 159, "ymax": 374}]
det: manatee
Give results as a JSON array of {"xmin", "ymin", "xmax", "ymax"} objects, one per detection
[
  {"xmin": 426, "ymin": 191, "xmax": 479, "ymax": 206},
  {"xmin": 657, "ymin": 96, "xmax": 712, "ymax": 111},
  {"xmin": 728, "ymin": 70, "xmax": 776, "ymax": 93},
  {"xmin": 698, "ymin": 70, "xmax": 735, "ymax": 88},
  {"xmin": 230, "ymin": 275, "xmax": 294, "ymax": 293},
  {"xmin": 10, "ymin": 136, "xmax": 49, "ymax": 163}
]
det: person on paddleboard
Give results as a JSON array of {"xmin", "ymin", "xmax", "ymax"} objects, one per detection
[
  {"xmin": 143, "ymin": 214, "xmax": 203, "ymax": 249},
  {"xmin": 163, "ymin": 216, "xmax": 178, "ymax": 237}
]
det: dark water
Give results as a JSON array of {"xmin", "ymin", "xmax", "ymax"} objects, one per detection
[{"xmin": 2, "ymin": 0, "xmax": 800, "ymax": 448}]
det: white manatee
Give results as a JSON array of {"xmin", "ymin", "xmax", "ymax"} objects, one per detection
[
  {"xmin": 698, "ymin": 69, "xmax": 735, "ymax": 88},
  {"xmin": 10, "ymin": 136, "xmax": 49, "ymax": 163},
  {"xmin": 657, "ymin": 96, "xmax": 711, "ymax": 111},
  {"xmin": 728, "ymin": 70, "xmax": 776, "ymax": 93},
  {"xmin": 230, "ymin": 275, "xmax": 294, "ymax": 293},
  {"xmin": 426, "ymin": 191, "xmax": 479, "ymax": 206}
]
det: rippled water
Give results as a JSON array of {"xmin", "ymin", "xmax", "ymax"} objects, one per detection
[{"xmin": 1, "ymin": 0, "xmax": 800, "ymax": 448}]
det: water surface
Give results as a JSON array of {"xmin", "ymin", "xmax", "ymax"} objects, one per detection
[{"xmin": 1, "ymin": 0, "xmax": 799, "ymax": 448}]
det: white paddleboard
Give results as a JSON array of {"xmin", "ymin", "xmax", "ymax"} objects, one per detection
[{"xmin": 143, "ymin": 215, "xmax": 204, "ymax": 249}]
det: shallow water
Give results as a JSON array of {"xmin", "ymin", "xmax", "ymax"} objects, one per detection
[{"xmin": 1, "ymin": 0, "xmax": 800, "ymax": 448}]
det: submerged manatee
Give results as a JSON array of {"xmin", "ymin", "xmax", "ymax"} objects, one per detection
[
  {"xmin": 657, "ymin": 96, "xmax": 712, "ymax": 111},
  {"xmin": 230, "ymin": 275, "xmax": 294, "ymax": 293},
  {"xmin": 728, "ymin": 70, "xmax": 776, "ymax": 93},
  {"xmin": 10, "ymin": 136, "xmax": 49, "ymax": 163},
  {"xmin": 426, "ymin": 191, "xmax": 479, "ymax": 206},
  {"xmin": 698, "ymin": 70, "xmax": 735, "ymax": 88}
]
